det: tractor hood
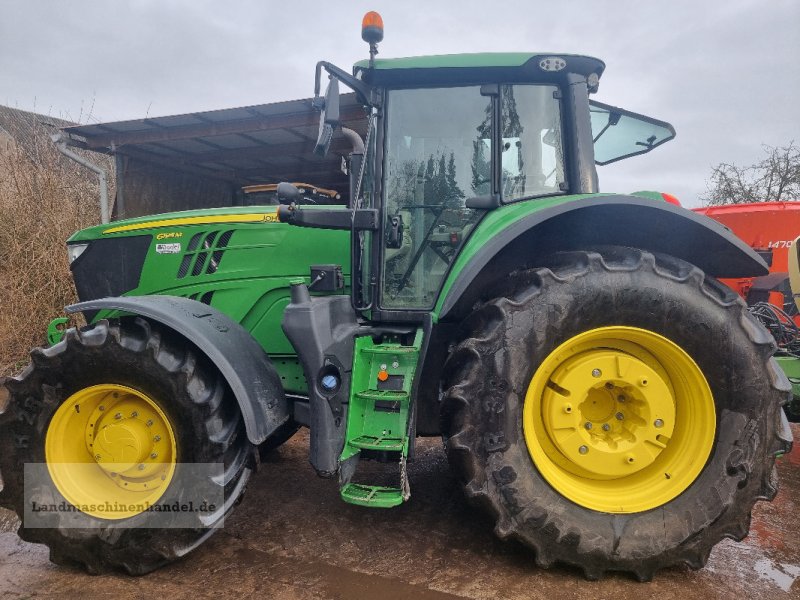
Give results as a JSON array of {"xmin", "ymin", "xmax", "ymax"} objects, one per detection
[
  {"xmin": 68, "ymin": 205, "xmax": 285, "ymax": 243},
  {"xmin": 64, "ymin": 206, "xmax": 351, "ymax": 317}
]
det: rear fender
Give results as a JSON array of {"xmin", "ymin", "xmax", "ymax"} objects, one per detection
[
  {"xmin": 66, "ymin": 295, "xmax": 288, "ymax": 445},
  {"xmin": 436, "ymin": 194, "xmax": 769, "ymax": 320}
]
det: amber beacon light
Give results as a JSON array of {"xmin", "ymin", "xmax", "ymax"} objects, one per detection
[
  {"xmin": 362, "ymin": 11, "xmax": 384, "ymax": 44},
  {"xmin": 362, "ymin": 11, "xmax": 384, "ymax": 67}
]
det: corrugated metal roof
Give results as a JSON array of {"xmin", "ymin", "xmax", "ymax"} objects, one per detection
[
  {"xmin": 62, "ymin": 94, "xmax": 367, "ymax": 190},
  {"xmin": 0, "ymin": 105, "xmax": 74, "ymax": 151}
]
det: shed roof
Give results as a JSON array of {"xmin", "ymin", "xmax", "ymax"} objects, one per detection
[
  {"xmin": 62, "ymin": 94, "xmax": 367, "ymax": 191},
  {"xmin": 0, "ymin": 105, "xmax": 74, "ymax": 151}
]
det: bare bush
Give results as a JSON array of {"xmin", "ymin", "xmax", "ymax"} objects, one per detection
[{"xmin": 0, "ymin": 111, "xmax": 113, "ymax": 375}]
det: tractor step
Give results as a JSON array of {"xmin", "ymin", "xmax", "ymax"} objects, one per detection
[
  {"xmin": 339, "ymin": 330, "xmax": 423, "ymax": 508},
  {"xmin": 359, "ymin": 345, "xmax": 419, "ymax": 355},
  {"xmin": 340, "ymin": 483, "xmax": 405, "ymax": 508},
  {"xmin": 350, "ymin": 435, "xmax": 405, "ymax": 451},
  {"xmin": 354, "ymin": 389, "xmax": 409, "ymax": 402}
]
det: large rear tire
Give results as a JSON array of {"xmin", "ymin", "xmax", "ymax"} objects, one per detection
[
  {"xmin": 0, "ymin": 317, "xmax": 252, "ymax": 574},
  {"xmin": 442, "ymin": 248, "xmax": 792, "ymax": 580}
]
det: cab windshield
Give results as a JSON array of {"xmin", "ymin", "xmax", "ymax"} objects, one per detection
[{"xmin": 381, "ymin": 84, "xmax": 564, "ymax": 309}]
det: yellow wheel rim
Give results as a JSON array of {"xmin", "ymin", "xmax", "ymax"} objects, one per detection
[
  {"xmin": 523, "ymin": 326, "xmax": 715, "ymax": 513},
  {"xmin": 45, "ymin": 384, "xmax": 177, "ymax": 520}
]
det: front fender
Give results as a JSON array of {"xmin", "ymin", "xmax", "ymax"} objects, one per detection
[
  {"xmin": 66, "ymin": 296, "xmax": 288, "ymax": 445},
  {"xmin": 436, "ymin": 194, "xmax": 768, "ymax": 320}
]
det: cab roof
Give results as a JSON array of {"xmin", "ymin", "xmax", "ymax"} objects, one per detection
[{"xmin": 354, "ymin": 52, "xmax": 605, "ymax": 86}]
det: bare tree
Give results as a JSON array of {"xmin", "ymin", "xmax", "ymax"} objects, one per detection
[{"xmin": 702, "ymin": 142, "xmax": 800, "ymax": 205}]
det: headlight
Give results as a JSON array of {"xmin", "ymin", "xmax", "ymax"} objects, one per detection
[{"xmin": 67, "ymin": 243, "xmax": 89, "ymax": 264}]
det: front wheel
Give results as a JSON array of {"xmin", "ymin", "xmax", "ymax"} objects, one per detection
[
  {"xmin": 442, "ymin": 248, "xmax": 792, "ymax": 580},
  {"xmin": 0, "ymin": 318, "xmax": 252, "ymax": 574}
]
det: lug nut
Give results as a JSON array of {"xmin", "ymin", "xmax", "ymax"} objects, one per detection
[
  {"xmin": 602, "ymin": 423, "xmax": 610, "ymax": 431},
  {"xmin": 131, "ymin": 411, "xmax": 138, "ymax": 418},
  {"xmin": 654, "ymin": 418, "xmax": 664, "ymax": 428},
  {"xmin": 392, "ymin": 361, "xmax": 399, "ymax": 369},
  {"xmin": 153, "ymin": 435, "xmax": 161, "ymax": 442},
  {"xmin": 584, "ymin": 422, "xmax": 593, "ymax": 430},
  {"xmin": 578, "ymin": 445, "xmax": 589, "ymax": 455},
  {"xmin": 95, "ymin": 454, "xmax": 102, "ymax": 460},
  {"xmin": 150, "ymin": 452, "xmax": 158, "ymax": 459},
  {"xmin": 617, "ymin": 395, "xmax": 626, "ymax": 403},
  {"xmin": 605, "ymin": 382, "xmax": 614, "ymax": 389},
  {"xmin": 591, "ymin": 369, "xmax": 602, "ymax": 378},
  {"xmin": 615, "ymin": 412, "xmax": 624, "ymax": 421},
  {"xmin": 138, "ymin": 464, "xmax": 145, "ymax": 471},
  {"xmin": 99, "ymin": 405, "xmax": 105, "ymax": 411},
  {"xmin": 146, "ymin": 419, "xmax": 154, "ymax": 427},
  {"xmin": 114, "ymin": 412, "xmax": 122, "ymax": 420}
]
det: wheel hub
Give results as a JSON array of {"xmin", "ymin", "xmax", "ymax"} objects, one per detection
[
  {"xmin": 94, "ymin": 419, "xmax": 151, "ymax": 470},
  {"xmin": 45, "ymin": 384, "xmax": 177, "ymax": 519},
  {"xmin": 523, "ymin": 326, "xmax": 716, "ymax": 513},
  {"xmin": 541, "ymin": 350, "xmax": 676, "ymax": 478},
  {"xmin": 83, "ymin": 393, "xmax": 172, "ymax": 491}
]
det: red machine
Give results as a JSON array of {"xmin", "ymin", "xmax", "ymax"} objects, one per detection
[{"xmin": 694, "ymin": 202, "xmax": 800, "ymax": 321}]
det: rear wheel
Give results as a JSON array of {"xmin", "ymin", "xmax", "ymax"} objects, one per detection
[
  {"xmin": 442, "ymin": 248, "xmax": 792, "ymax": 580},
  {"xmin": 0, "ymin": 317, "xmax": 252, "ymax": 574}
]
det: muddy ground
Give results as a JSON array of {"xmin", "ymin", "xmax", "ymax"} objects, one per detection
[{"xmin": 1, "ymin": 425, "xmax": 798, "ymax": 599}]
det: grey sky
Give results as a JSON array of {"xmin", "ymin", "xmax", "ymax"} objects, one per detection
[{"xmin": 1, "ymin": 0, "xmax": 798, "ymax": 207}]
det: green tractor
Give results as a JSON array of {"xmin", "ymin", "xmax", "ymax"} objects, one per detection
[{"xmin": 0, "ymin": 13, "xmax": 792, "ymax": 580}]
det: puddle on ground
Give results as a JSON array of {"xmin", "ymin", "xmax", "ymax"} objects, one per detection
[{"xmin": 754, "ymin": 558, "xmax": 800, "ymax": 593}]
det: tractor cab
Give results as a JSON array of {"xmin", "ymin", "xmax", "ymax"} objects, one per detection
[{"xmin": 279, "ymin": 17, "xmax": 676, "ymax": 321}]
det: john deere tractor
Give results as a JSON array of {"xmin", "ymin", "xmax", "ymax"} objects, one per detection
[{"xmin": 0, "ymin": 13, "xmax": 792, "ymax": 581}]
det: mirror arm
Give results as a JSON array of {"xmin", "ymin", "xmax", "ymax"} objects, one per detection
[{"xmin": 314, "ymin": 61, "xmax": 379, "ymax": 108}]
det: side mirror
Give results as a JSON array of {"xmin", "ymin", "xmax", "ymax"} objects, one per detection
[{"xmin": 314, "ymin": 78, "xmax": 340, "ymax": 157}]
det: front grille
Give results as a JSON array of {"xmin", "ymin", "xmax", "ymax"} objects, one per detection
[
  {"xmin": 71, "ymin": 235, "xmax": 151, "ymax": 301},
  {"xmin": 177, "ymin": 230, "xmax": 234, "ymax": 279}
]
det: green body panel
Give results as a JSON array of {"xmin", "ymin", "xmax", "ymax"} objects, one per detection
[
  {"xmin": 69, "ymin": 206, "xmax": 350, "ymax": 394},
  {"xmin": 433, "ymin": 193, "xmax": 599, "ymax": 318}
]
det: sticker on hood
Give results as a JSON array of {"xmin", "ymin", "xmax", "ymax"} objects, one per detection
[{"xmin": 156, "ymin": 243, "xmax": 181, "ymax": 254}]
